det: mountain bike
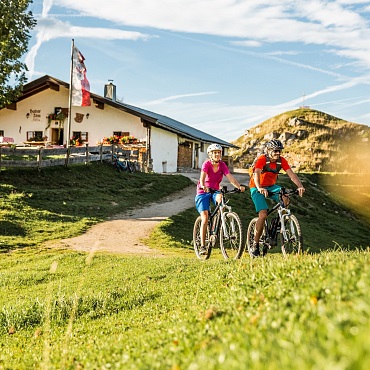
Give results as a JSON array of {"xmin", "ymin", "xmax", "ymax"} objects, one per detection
[
  {"xmin": 193, "ymin": 186, "xmax": 244, "ymax": 260},
  {"xmin": 246, "ymin": 187, "xmax": 303, "ymax": 257},
  {"xmin": 112, "ymin": 155, "xmax": 135, "ymax": 173}
]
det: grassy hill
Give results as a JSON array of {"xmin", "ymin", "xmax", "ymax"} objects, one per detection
[
  {"xmin": 0, "ymin": 164, "xmax": 370, "ymax": 369},
  {"xmin": 231, "ymin": 108, "xmax": 370, "ymax": 172}
]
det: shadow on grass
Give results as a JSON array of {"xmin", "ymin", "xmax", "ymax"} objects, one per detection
[{"xmin": 0, "ymin": 220, "xmax": 26, "ymax": 237}]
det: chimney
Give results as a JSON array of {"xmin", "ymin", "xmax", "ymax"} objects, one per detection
[{"xmin": 104, "ymin": 80, "xmax": 116, "ymax": 101}]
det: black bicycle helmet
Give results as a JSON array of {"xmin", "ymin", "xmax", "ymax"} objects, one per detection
[{"xmin": 266, "ymin": 139, "xmax": 284, "ymax": 150}]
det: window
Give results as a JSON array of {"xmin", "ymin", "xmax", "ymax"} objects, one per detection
[
  {"xmin": 81, "ymin": 132, "xmax": 88, "ymax": 141},
  {"xmin": 27, "ymin": 131, "xmax": 43, "ymax": 141},
  {"xmin": 72, "ymin": 131, "xmax": 88, "ymax": 142},
  {"xmin": 0, "ymin": 130, "xmax": 4, "ymax": 137},
  {"xmin": 113, "ymin": 131, "xmax": 129, "ymax": 137}
]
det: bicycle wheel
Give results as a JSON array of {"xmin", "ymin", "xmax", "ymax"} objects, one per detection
[
  {"xmin": 193, "ymin": 216, "xmax": 211, "ymax": 260},
  {"xmin": 119, "ymin": 160, "xmax": 128, "ymax": 172},
  {"xmin": 220, "ymin": 212, "xmax": 244, "ymax": 260},
  {"xmin": 280, "ymin": 214, "xmax": 303, "ymax": 255},
  {"xmin": 128, "ymin": 161, "xmax": 136, "ymax": 173},
  {"xmin": 246, "ymin": 217, "xmax": 267, "ymax": 257},
  {"xmin": 118, "ymin": 161, "xmax": 128, "ymax": 172},
  {"xmin": 246, "ymin": 217, "xmax": 257, "ymax": 256}
]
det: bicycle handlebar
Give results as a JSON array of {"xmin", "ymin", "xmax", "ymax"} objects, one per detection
[
  {"xmin": 267, "ymin": 187, "xmax": 299, "ymax": 197},
  {"xmin": 207, "ymin": 186, "xmax": 242, "ymax": 194}
]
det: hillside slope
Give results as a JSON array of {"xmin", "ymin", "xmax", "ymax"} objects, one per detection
[{"xmin": 231, "ymin": 108, "xmax": 370, "ymax": 172}]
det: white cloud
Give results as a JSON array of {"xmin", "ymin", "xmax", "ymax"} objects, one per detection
[
  {"xmin": 231, "ymin": 40, "xmax": 262, "ymax": 47},
  {"xmin": 26, "ymin": 5, "xmax": 154, "ymax": 79},
  {"xmin": 46, "ymin": 0, "xmax": 370, "ymax": 73},
  {"xmin": 42, "ymin": 0, "xmax": 54, "ymax": 17},
  {"xmin": 34, "ymin": 17, "xmax": 154, "ymax": 42},
  {"xmin": 146, "ymin": 92, "xmax": 218, "ymax": 105}
]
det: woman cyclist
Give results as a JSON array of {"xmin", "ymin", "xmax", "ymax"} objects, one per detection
[{"xmin": 195, "ymin": 143, "xmax": 245, "ymax": 255}]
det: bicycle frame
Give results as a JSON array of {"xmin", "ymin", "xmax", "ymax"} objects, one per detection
[
  {"xmin": 208, "ymin": 189, "xmax": 234, "ymax": 243},
  {"xmin": 277, "ymin": 207, "xmax": 292, "ymax": 244}
]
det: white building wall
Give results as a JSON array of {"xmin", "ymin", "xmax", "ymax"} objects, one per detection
[
  {"xmin": 151, "ymin": 127, "xmax": 178, "ymax": 173},
  {"xmin": 0, "ymin": 87, "xmax": 146, "ymax": 145},
  {"xmin": 196, "ymin": 144, "xmax": 231, "ymax": 169},
  {"xmin": 199, "ymin": 148, "xmax": 208, "ymax": 166},
  {"xmin": 0, "ymin": 88, "xmax": 65, "ymax": 143},
  {"xmin": 82, "ymin": 104, "xmax": 146, "ymax": 145}
]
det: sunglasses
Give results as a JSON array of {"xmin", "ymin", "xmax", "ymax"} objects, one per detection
[{"xmin": 272, "ymin": 150, "xmax": 281, "ymax": 153}]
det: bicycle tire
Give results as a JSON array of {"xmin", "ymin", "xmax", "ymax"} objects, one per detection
[
  {"xmin": 193, "ymin": 216, "xmax": 211, "ymax": 260},
  {"xmin": 118, "ymin": 161, "xmax": 129, "ymax": 172},
  {"xmin": 128, "ymin": 161, "xmax": 135, "ymax": 173},
  {"xmin": 246, "ymin": 217, "xmax": 257, "ymax": 257},
  {"xmin": 280, "ymin": 214, "xmax": 303, "ymax": 255},
  {"xmin": 220, "ymin": 212, "xmax": 244, "ymax": 260},
  {"xmin": 246, "ymin": 217, "xmax": 267, "ymax": 257}
]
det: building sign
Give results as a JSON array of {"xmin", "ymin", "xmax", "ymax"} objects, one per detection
[{"xmin": 29, "ymin": 109, "xmax": 41, "ymax": 122}]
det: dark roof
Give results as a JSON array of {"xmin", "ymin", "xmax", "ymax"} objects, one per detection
[{"xmin": 13, "ymin": 75, "xmax": 237, "ymax": 148}]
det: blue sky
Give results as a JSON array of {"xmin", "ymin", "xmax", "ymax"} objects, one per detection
[{"xmin": 25, "ymin": 0, "xmax": 370, "ymax": 141}]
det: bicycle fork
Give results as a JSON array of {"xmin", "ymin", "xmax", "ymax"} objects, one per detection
[
  {"xmin": 219, "ymin": 205, "xmax": 234, "ymax": 240},
  {"xmin": 278, "ymin": 208, "xmax": 292, "ymax": 243}
]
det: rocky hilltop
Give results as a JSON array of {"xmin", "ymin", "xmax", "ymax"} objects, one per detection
[{"xmin": 230, "ymin": 108, "xmax": 370, "ymax": 172}]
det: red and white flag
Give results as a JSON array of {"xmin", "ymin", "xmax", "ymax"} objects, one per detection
[{"xmin": 72, "ymin": 46, "xmax": 91, "ymax": 106}]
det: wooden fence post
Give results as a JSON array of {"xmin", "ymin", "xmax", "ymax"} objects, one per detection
[
  {"xmin": 37, "ymin": 147, "xmax": 42, "ymax": 171},
  {"xmin": 85, "ymin": 143, "xmax": 89, "ymax": 164},
  {"xmin": 65, "ymin": 146, "xmax": 71, "ymax": 167}
]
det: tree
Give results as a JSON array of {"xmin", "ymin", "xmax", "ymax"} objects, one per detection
[{"xmin": 0, "ymin": 0, "xmax": 36, "ymax": 108}]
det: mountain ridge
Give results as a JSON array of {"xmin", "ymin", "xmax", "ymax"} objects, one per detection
[{"xmin": 230, "ymin": 108, "xmax": 370, "ymax": 172}]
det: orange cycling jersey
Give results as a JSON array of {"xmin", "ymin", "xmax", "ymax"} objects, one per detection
[{"xmin": 249, "ymin": 155, "xmax": 290, "ymax": 188}]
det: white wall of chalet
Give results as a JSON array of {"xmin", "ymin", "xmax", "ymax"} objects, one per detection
[
  {"xmin": 151, "ymin": 127, "xmax": 178, "ymax": 173},
  {"xmin": 0, "ymin": 87, "xmax": 148, "ymax": 145}
]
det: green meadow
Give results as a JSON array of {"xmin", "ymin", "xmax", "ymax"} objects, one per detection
[{"xmin": 0, "ymin": 163, "xmax": 369, "ymax": 369}]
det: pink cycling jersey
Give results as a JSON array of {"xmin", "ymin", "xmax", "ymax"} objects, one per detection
[{"xmin": 196, "ymin": 159, "xmax": 230, "ymax": 195}]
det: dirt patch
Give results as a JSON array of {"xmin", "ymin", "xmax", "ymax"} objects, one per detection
[{"xmin": 58, "ymin": 184, "xmax": 196, "ymax": 256}]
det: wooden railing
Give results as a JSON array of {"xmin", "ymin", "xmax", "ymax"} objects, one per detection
[{"xmin": 0, "ymin": 144, "xmax": 147, "ymax": 171}]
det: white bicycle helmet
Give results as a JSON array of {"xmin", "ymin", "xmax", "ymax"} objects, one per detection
[{"xmin": 207, "ymin": 143, "xmax": 222, "ymax": 155}]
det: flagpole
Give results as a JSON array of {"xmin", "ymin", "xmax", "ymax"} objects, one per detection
[{"xmin": 66, "ymin": 39, "xmax": 74, "ymax": 148}]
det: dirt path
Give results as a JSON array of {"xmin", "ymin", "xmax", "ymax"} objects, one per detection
[
  {"xmin": 56, "ymin": 171, "xmax": 248, "ymax": 257},
  {"xmin": 59, "ymin": 184, "xmax": 197, "ymax": 256}
]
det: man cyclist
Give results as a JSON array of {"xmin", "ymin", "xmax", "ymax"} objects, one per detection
[
  {"xmin": 195, "ymin": 143, "xmax": 246, "ymax": 255},
  {"xmin": 249, "ymin": 139, "xmax": 305, "ymax": 257}
]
